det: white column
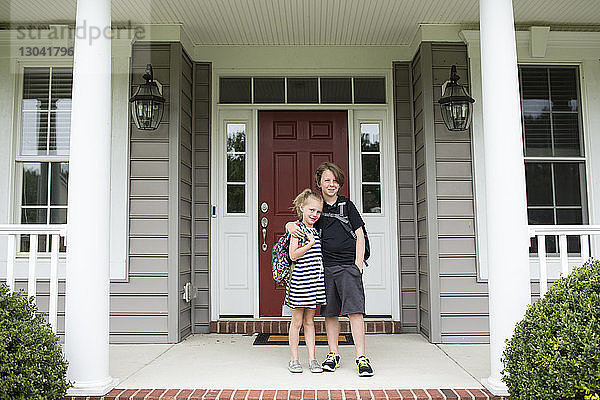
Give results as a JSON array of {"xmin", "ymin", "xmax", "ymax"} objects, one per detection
[
  {"xmin": 65, "ymin": 0, "xmax": 117, "ymax": 395},
  {"xmin": 479, "ymin": 0, "xmax": 531, "ymax": 396}
]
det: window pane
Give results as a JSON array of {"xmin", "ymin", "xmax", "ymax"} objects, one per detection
[
  {"xmin": 360, "ymin": 123, "xmax": 380, "ymax": 152},
  {"xmin": 227, "ymin": 123, "xmax": 246, "ymax": 152},
  {"xmin": 321, "ymin": 78, "xmax": 352, "ymax": 103},
  {"xmin": 520, "ymin": 67, "xmax": 550, "ymax": 114},
  {"xmin": 528, "ymin": 208, "xmax": 554, "ymax": 225},
  {"xmin": 362, "ymin": 185, "xmax": 381, "ymax": 213},
  {"xmin": 549, "ymin": 68, "xmax": 578, "ymax": 112},
  {"xmin": 219, "ymin": 78, "xmax": 251, "ymax": 103},
  {"xmin": 21, "ymin": 112, "xmax": 49, "ymax": 155},
  {"xmin": 552, "ymin": 113, "xmax": 581, "ymax": 156},
  {"xmin": 354, "ymin": 77, "xmax": 386, "ymax": 104},
  {"xmin": 287, "ymin": 78, "xmax": 318, "ymax": 103},
  {"xmin": 50, "ymin": 111, "xmax": 71, "ymax": 155},
  {"xmin": 523, "ymin": 112, "xmax": 551, "ymax": 156},
  {"xmin": 21, "ymin": 208, "xmax": 47, "ymax": 224},
  {"xmin": 525, "ymin": 163, "xmax": 552, "ymax": 206},
  {"xmin": 50, "ymin": 163, "xmax": 69, "ymax": 206},
  {"xmin": 227, "ymin": 154, "xmax": 245, "ymax": 182},
  {"xmin": 22, "ymin": 163, "xmax": 48, "ymax": 206},
  {"xmin": 22, "ymin": 67, "xmax": 50, "ymax": 111},
  {"xmin": 50, "ymin": 208, "xmax": 67, "ymax": 224},
  {"xmin": 554, "ymin": 163, "xmax": 583, "ymax": 206},
  {"xmin": 556, "ymin": 208, "xmax": 583, "ymax": 225},
  {"xmin": 50, "ymin": 67, "xmax": 73, "ymax": 110},
  {"xmin": 227, "ymin": 184, "xmax": 245, "ymax": 213},
  {"xmin": 253, "ymin": 78, "xmax": 285, "ymax": 103},
  {"xmin": 361, "ymin": 154, "xmax": 380, "ymax": 182}
]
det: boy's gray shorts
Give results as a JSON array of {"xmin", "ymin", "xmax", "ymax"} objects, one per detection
[{"xmin": 320, "ymin": 264, "xmax": 365, "ymax": 317}]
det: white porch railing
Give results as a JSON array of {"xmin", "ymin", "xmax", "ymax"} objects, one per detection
[
  {"xmin": 0, "ymin": 224, "xmax": 67, "ymax": 333},
  {"xmin": 529, "ymin": 224, "xmax": 600, "ymax": 297}
]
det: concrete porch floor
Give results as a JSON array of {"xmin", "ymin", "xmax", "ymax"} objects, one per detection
[{"xmin": 109, "ymin": 334, "xmax": 490, "ymax": 390}]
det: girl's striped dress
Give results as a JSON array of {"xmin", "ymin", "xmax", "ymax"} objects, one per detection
[{"xmin": 286, "ymin": 226, "xmax": 326, "ymax": 309}]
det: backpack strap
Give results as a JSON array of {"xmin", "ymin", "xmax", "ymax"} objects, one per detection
[{"xmin": 321, "ymin": 211, "xmax": 357, "ymax": 240}]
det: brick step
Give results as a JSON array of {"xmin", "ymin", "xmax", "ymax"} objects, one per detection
[
  {"xmin": 210, "ymin": 320, "xmax": 402, "ymax": 334},
  {"xmin": 67, "ymin": 388, "xmax": 508, "ymax": 400}
]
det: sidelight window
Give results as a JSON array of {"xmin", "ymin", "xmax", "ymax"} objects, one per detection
[
  {"xmin": 360, "ymin": 123, "xmax": 382, "ymax": 214},
  {"xmin": 226, "ymin": 123, "xmax": 246, "ymax": 213}
]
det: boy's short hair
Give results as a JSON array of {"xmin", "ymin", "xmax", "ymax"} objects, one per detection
[{"xmin": 314, "ymin": 162, "xmax": 345, "ymax": 188}]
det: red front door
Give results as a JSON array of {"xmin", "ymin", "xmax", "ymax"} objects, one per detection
[{"xmin": 258, "ymin": 110, "xmax": 349, "ymax": 316}]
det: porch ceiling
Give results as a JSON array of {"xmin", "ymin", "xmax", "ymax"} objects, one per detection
[{"xmin": 1, "ymin": 0, "xmax": 599, "ymax": 46}]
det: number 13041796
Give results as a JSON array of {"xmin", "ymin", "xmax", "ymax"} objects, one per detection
[{"xmin": 19, "ymin": 47, "xmax": 74, "ymax": 56}]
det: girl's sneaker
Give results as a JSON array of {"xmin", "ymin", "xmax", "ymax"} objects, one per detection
[
  {"xmin": 321, "ymin": 352, "xmax": 341, "ymax": 371},
  {"xmin": 288, "ymin": 359, "xmax": 303, "ymax": 373},
  {"xmin": 309, "ymin": 359, "xmax": 323, "ymax": 373},
  {"xmin": 356, "ymin": 355, "xmax": 374, "ymax": 377}
]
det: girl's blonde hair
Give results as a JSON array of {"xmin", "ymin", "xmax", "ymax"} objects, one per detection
[{"xmin": 292, "ymin": 189, "xmax": 323, "ymax": 218}]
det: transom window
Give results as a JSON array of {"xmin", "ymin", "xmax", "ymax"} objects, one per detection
[
  {"xmin": 18, "ymin": 66, "xmax": 72, "ymax": 252},
  {"xmin": 219, "ymin": 76, "xmax": 386, "ymax": 104},
  {"xmin": 520, "ymin": 65, "xmax": 587, "ymax": 254}
]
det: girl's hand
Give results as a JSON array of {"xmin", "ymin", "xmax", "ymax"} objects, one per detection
[
  {"xmin": 306, "ymin": 233, "xmax": 316, "ymax": 246},
  {"xmin": 286, "ymin": 221, "xmax": 306, "ymax": 239}
]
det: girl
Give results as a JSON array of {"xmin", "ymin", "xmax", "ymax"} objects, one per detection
[{"xmin": 286, "ymin": 189, "xmax": 326, "ymax": 373}]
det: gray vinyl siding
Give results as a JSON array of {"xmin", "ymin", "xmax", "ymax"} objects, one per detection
[
  {"xmin": 123, "ymin": 42, "xmax": 172, "ymax": 343},
  {"xmin": 412, "ymin": 42, "xmax": 489, "ymax": 344},
  {"xmin": 393, "ymin": 62, "xmax": 418, "ymax": 333},
  {"xmin": 192, "ymin": 63, "xmax": 211, "ymax": 333},
  {"xmin": 411, "ymin": 46, "xmax": 435, "ymax": 340},
  {"xmin": 178, "ymin": 49, "xmax": 194, "ymax": 340}
]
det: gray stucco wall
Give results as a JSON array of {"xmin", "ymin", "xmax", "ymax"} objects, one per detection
[
  {"xmin": 394, "ymin": 62, "xmax": 419, "ymax": 334},
  {"xmin": 192, "ymin": 63, "xmax": 211, "ymax": 333}
]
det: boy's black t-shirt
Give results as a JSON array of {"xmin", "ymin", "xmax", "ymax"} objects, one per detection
[{"xmin": 314, "ymin": 196, "xmax": 365, "ymax": 267}]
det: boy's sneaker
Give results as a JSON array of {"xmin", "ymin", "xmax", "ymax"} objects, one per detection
[
  {"xmin": 309, "ymin": 359, "xmax": 323, "ymax": 373},
  {"xmin": 321, "ymin": 352, "xmax": 341, "ymax": 371},
  {"xmin": 288, "ymin": 359, "xmax": 303, "ymax": 373},
  {"xmin": 356, "ymin": 356, "xmax": 374, "ymax": 377}
]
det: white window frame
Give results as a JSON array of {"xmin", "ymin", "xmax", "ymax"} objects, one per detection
[
  {"xmin": 13, "ymin": 62, "xmax": 73, "ymax": 256},
  {"xmin": 462, "ymin": 30, "xmax": 600, "ymax": 281}
]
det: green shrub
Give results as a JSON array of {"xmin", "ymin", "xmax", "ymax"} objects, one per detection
[
  {"xmin": 0, "ymin": 283, "xmax": 70, "ymax": 400},
  {"xmin": 502, "ymin": 259, "xmax": 600, "ymax": 400}
]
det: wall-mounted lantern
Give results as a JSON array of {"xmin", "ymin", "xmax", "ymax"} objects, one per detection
[
  {"xmin": 129, "ymin": 64, "xmax": 165, "ymax": 131},
  {"xmin": 438, "ymin": 65, "xmax": 475, "ymax": 132}
]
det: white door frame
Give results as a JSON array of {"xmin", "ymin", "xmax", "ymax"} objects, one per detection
[{"xmin": 210, "ymin": 69, "xmax": 401, "ymax": 320}]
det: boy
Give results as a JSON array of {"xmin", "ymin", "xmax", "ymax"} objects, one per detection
[{"xmin": 286, "ymin": 162, "xmax": 373, "ymax": 377}]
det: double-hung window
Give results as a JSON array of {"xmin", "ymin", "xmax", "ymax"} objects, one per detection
[
  {"xmin": 520, "ymin": 65, "xmax": 587, "ymax": 254},
  {"xmin": 17, "ymin": 66, "xmax": 72, "ymax": 252}
]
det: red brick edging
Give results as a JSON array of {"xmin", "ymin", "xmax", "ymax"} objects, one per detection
[
  {"xmin": 210, "ymin": 320, "xmax": 402, "ymax": 334},
  {"xmin": 66, "ymin": 388, "xmax": 508, "ymax": 400}
]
